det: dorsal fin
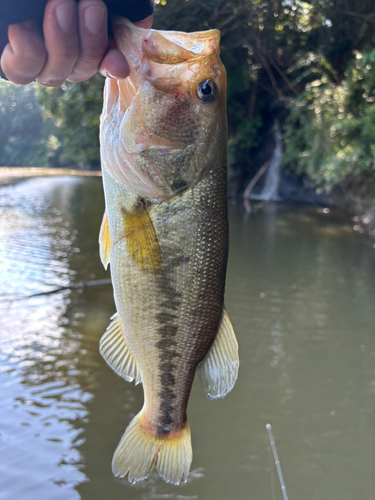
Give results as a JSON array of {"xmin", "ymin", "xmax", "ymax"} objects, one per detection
[
  {"xmin": 100, "ymin": 313, "xmax": 141, "ymax": 385},
  {"xmin": 196, "ymin": 308, "xmax": 239, "ymax": 399}
]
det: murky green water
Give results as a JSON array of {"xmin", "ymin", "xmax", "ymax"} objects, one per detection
[{"xmin": 0, "ymin": 176, "xmax": 374, "ymax": 500}]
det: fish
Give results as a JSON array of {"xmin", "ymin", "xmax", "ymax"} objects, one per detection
[{"xmin": 98, "ymin": 17, "xmax": 239, "ymax": 485}]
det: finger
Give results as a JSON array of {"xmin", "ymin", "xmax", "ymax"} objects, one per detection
[
  {"xmin": 98, "ymin": 15, "xmax": 154, "ymax": 80},
  {"xmin": 98, "ymin": 45, "xmax": 130, "ymax": 79},
  {"xmin": 36, "ymin": 0, "xmax": 79, "ymax": 87},
  {"xmin": 0, "ymin": 20, "xmax": 47, "ymax": 85},
  {"xmin": 68, "ymin": 0, "xmax": 107, "ymax": 83}
]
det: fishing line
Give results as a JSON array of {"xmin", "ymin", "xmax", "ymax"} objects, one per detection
[
  {"xmin": 0, "ymin": 278, "xmax": 112, "ymax": 303},
  {"xmin": 266, "ymin": 423, "xmax": 289, "ymax": 500}
]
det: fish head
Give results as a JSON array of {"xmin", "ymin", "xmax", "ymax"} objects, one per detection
[{"xmin": 100, "ymin": 18, "xmax": 227, "ymax": 201}]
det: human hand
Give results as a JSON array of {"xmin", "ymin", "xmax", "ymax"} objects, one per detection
[{"xmin": 0, "ymin": 0, "xmax": 153, "ymax": 86}]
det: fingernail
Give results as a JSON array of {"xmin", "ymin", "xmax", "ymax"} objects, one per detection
[
  {"xmin": 102, "ymin": 71, "xmax": 115, "ymax": 79},
  {"xmin": 56, "ymin": 2, "xmax": 76, "ymax": 33},
  {"xmin": 84, "ymin": 6, "xmax": 106, "ymax": 35}
]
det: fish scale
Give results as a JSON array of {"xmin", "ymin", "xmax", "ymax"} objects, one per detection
[
  {"xmin": 104, "ymin": 160, "xmax": 227, "ymax": 428},
  {"xmin": 98, "ymin": 17, "xmax": 239, "ymax": 485}
]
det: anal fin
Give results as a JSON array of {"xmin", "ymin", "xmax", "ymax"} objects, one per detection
[
  {"xmin": 100, "ymin": 313, "xmax": 141, "ymax": 385},
  {"xmin": 197, "ymin": 308, "xmax": 239, "ymax": 400},
  {"xmin": 99, "ymin": 210, "xmax": 111, "ymax": 270}
]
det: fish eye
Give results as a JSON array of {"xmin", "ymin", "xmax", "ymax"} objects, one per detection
[{"xmin": 196, "ymin": 79, "xmax": 217, "ymax": 102}]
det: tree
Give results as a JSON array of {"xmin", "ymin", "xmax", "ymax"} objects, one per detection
[
  {"xmin": 38, "ymin": 73, "xmax": 104, "ymax": 168},
  {"xmin": 0, "ymin": 81, "xmax": 60, "ymax": 166},
  {"xmin": 32, "ymin": 0, "xmax": 375, "ymax": 194},
  {"xmin": 283, "ymin": 47, "xmax": 375, "ymax": 193}
]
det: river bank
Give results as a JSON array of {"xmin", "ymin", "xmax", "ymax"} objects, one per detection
[
  {"xmin": 0, "ymin": 167, "xmax": 101, "ymax": 183},
  {"xmin": 1, "ymin": 165, "xmax": 374, "ymax": 243}
]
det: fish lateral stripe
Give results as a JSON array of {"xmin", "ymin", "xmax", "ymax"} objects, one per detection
[{"xmin": 154, "ymin": 242, "xmax": 187, "ymax": 432}]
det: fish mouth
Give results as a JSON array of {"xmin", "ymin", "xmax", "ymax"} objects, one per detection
[
  {"xmin": 115, "ymin": 18, "xmax": 227, "ymax": 108},
  {"xmin": 112, "ymin": 16, "xmax": 221, "ymax": 67},
  {"xmin": 111, "ymin": 17, "xmax": 224, "ymax": 102}
]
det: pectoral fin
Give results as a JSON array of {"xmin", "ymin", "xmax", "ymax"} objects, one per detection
[
  {"xmin": 99, "ymin": 313, "xmax": 141, "ymax": 385},
  {"xmin": 122, "ymin": 203, "xmax": 161, "ymax": 274},
  {"xmin": 197, "ymin": 308, "xmax": 239, "ymax": 400},
  {"xmin": 99, "ymin": 210, "xmax": 111, "ymax": 270}
]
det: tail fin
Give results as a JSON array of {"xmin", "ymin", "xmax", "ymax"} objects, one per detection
[{"xmin": 112, "ymin": 410, "xmax": 192, "ymax": 485}]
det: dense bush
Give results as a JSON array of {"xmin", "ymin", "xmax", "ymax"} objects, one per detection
[
  {"xmin": 2, "ymin": 0, "xmax": 375, "ymax": 198},
  {"xmin": 284, "ymin": 47, "xmax": 375, "ymax": 192},
  {"xmin": 38, "ymin": 73, "xmax": 104, "ymax": 167},
  {"xmin": 0, "ymin": 82, "xmax": 60, "ymax": 166}
]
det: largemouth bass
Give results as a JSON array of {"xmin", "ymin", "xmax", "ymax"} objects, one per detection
[{"xmin": 98, "ymin": 17, "xmax": 239, "ymax": 485}]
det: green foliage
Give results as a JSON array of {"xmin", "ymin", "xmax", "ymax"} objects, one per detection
[
  {"xmin": 284, "ymin": 48, "xmax": 375, "ymax": 191},
  {"xmin": 38, "ymin": 73, "xmax": 104, "ymax": 167},
  {"xmin": 155, "ymin": 0, "xmax": 375, "ymax": 189},
  {"xmin": 3, "ymin": 0, "xmax": 375, "ymax": 194},
  {"xmin": 0, "ymin": 82, "xmax": 59, "ymax": 166},
  {"xmin": 223, "ymin": 48, "xmax": 263, "ymax": 172}
]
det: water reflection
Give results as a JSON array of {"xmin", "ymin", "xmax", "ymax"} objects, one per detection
[
  {"xmin": 0, "ymin": 177, "xmax": 105, "ymax": 500},
  {"xmin": 227, "ymin": 204, "xmax": 375, "ymax": 499},
  {"xmin": 0, "ymin": 178, "xmax": 374, "ymax": 500}
]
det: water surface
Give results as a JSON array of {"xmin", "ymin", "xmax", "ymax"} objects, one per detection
[{"xmin": 0, "ymin": 176, "xmax": 374, "ymax": 500}]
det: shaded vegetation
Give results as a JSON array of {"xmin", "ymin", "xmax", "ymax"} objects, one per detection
[
  {"xmin": 39, "ymin": 74, "xmax": 104, "ymax": 167},
  {"xmin": 1, "ymin": 0, "xmax": 375, "ymax": 198},
  {"xmin": 153, "ymin": 0, "xmax": 375, "ymax": 195},
  {"xmin": 284, "ymin": 47, "xmax": 375, "ymax": 193},
  {"xmin": 0, "ymin": 82, "xmax": 60, "ymax": 166}
]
